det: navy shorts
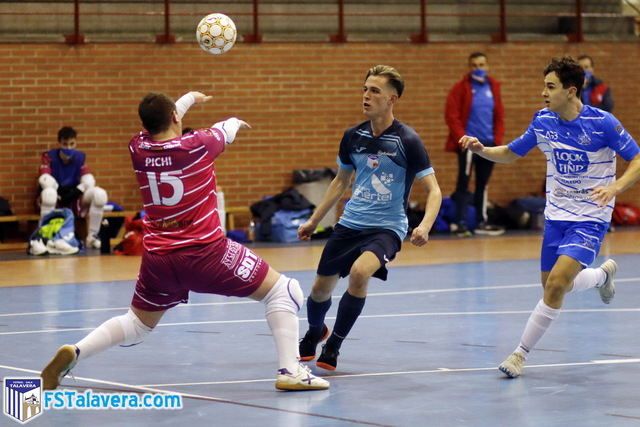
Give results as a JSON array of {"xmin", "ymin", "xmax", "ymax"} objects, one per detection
[
  {"xmin": 540, "ymin": 219, "xmax": 608, "ymax": 271},
  {"xmin": 317, "ymin": 224, "xmax": 402, "ymax": 281}
]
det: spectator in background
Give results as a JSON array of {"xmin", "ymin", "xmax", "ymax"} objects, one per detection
[
  {"xmin": 445, "ymin": 52, "xmax": 505, "ymax": 237},
  {"xmin": 578, "ymin": 54, "xmax": 614, "ymax": 112},
  {"xmin": 38, "ymin": 126, "xmax": 108, "ymax": 249}
]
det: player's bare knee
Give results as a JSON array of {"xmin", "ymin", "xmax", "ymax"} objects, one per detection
[
  {"xmin": 117, "ymin": 309, "xmax": 153, "ymax": 347},
  {"xmin": 348, "ymin": 266, "xmax": 372, "ymax": 288},
  {"xmin": 543, "ymin": 276, "xmax": 570, "ymax": 301},
  {"xmin": 263, "ymin": 274, "xmax": 303, "ymax": 315}
]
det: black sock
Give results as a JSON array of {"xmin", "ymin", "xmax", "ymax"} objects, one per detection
[
  {"xmin": 306, "ymin": 296, "xmax": 332, "ymax": 338},
  {"xmin": 327, "ymin": 291, "xmax": 366, "ymax": 350}
]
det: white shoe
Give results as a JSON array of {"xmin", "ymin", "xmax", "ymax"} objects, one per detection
[
  {"xmin": 46, "ymin": 239, "xmax": 79, "ymax": 255},
  {"xmin": 41, "ymin": 345, "xmax": 78, "ymax": 390},
  {"xmin": 86, "ymin": 235, "xmax": 101, "ymax": 250},
  {"xmin": 29, "ymin": 238, "xmax": 48, "ymax": 255},
  {"xmin": 598, "ymin": 259, "xmax": 617, "ymax": 304},
  {"xmin": 498, "ymin": 352, "xmax": 526, "ymax": 378},
  {"xmin": 275, "ymin": 363, "xmax": 330, "ymax": 391}
]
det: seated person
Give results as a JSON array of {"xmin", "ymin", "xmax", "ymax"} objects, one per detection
[{"xmin": 38, "ymin": 126, "xmax": 108, "ymax": 249}]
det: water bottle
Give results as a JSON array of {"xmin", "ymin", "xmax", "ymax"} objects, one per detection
[
  {"xmin": 99, "ymin": 219, "xmax": 111, "ymax": 254},
  {"xmin": 248, "ymin": 220, "xmax": 256, "ymax": 242}
]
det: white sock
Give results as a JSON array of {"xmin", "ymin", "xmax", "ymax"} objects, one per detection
[
  {"xmin": 514, "ymin": 299, "xmax": 560, "ymax": 358},
  {"xmin": 570, "ymin": 268, "xmax": 606, "ymax": 293},
  {"xmin": 87, "ymin": 205, "xmax": 104, "ymax": 238},
  {"xmin": 75, "ymin": 310, "xmax": 152, "ymax": 361},
  {"xmin": 266, "ymin": 311, "xmax": 300, "ymax": 373}
]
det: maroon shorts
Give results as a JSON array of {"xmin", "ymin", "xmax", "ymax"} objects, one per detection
[{"xmin": 131, "ymin": 238, "xmax": 269, "ymax": 311}]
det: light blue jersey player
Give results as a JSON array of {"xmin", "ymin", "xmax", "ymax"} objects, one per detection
[
  {"xmin": 460, "ymin": 57, "xmax": 640, "ymax": 379},
  {"xmin": 297, "ymin": 65, "xmax": 442, "ymax": 371},
  {"xmin": 337, "ymin": 119, "xmax": 435, "ymax": 240}
]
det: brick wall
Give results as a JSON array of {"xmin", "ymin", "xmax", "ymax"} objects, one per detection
[{"xmin": 1, "ymin": 42, "xmax": 639, "ymax": 216}]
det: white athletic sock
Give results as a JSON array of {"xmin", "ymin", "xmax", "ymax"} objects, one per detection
[
  {"xmin": 75, "ymin": 310, "xmax": 151, "ymax": 361},
  {"xmin": 514, "ymin": 299, "xmax": 560, "ymax": 359},
  {"xmin": 87, "ymin": 205, "xmax": 104, "ymax": 238},
  {"xmin": 570, "ymin": 267, "xmax": 606, "ymax": 293},
  {"xmin": 266, "ymin": 311, "xmax": 299, "ymax": 373}
]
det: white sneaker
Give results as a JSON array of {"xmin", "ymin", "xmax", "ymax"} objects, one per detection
[
  {"xmin": 41, "ymin": 345, "xmax": 78, "ymax": 390},
  {"xmin": 498, "ymin": 352, "xmax": 526, "ymax": 378},
  {"xmin": 275, "ymin": 363, "xmax": 330, "ymax": 391},
  {"xmin": 86, "ymin": 235, "xmax": 101, "ymax": 250},
  {"xmin": 29, "ymin": 238, "xmax": 48, "ymax": 255},
  {"xmin": 46, "ymin": 239, "xmax": 79, "ymax": 255},
  {"xmin": 598, "ymin": 259, "xmax": 617, "ymax": 304}
]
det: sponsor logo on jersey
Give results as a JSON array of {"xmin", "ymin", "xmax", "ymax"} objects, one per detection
[{"xmin": 553, "ymin": 149, "xmax": 590, "ymax": 175}]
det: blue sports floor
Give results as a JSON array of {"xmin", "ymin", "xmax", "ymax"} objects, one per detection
[{"xmin": 1, "ymin": 255, "xmax": 639, "ymax": 426}]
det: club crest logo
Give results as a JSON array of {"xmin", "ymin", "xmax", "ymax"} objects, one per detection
[
  {"xmin": 3, "ymin": 378, "xmax": 43, "ymax": 424},
  {"xmin": 366, "ymin": 155, "xmax": 379, "ymax": 169}
]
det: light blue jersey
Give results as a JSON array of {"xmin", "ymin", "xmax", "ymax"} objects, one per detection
[
  {"xmin": 337, "ymin": 120, "xmax": 434, "ymax": 240},
  {"xmin": 508, "ymin": 105, "xmax": 639, "ymax": 223}
]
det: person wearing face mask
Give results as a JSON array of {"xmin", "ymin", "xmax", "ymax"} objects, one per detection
[
  {"xmin": 38, "ymin": 126, "xmax": 108, "ymax": 249},
  {"xmin": 577, "ymin": 54, "xmax": 614, "ymax": 113},
  {"xmin": 445, "ymin": 52, "xmax": 505, "ymax": 237}
]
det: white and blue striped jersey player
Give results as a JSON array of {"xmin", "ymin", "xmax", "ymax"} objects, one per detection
[
  {"xmin": 337, "ymin": 119, "xmax": 435, "ymax": 240},
  {"xmin": 509, "ymin": 105, "xmax": 640, "ymax": 270}
]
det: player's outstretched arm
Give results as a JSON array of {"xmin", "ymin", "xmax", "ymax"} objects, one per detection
[
  {"xmin": 298, "ymin": 168, "xmax": 353, "ymax": 241},
  {"xmin": 459, "ymin": 135, "xmax": 519, "ymax": 164},
  {"xmin": 591, "ymin": 153, "xmax": 640, "ymax": 207},
  {"xmin": 213, "ymin": 118, "xmax": 250, "ymax": 144},
  {"xmin": 175, "ymin": 91, "xmax": 213, "ymax": 120},
  {"xmin": 410, "ymin": 174, "xmax": 442, "ymax": 247}
]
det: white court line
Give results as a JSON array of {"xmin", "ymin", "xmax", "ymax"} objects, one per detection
[
  {"xmin": 2, "ymin": 358, "xmax": 639, "ymax": 390},
  {"xmin": 1, "ymin": 277, "xmax": 639, "ymax": 319},
  {"xmin": 1, "ymin": 307, "xmax": 640, "ymax": 336}
]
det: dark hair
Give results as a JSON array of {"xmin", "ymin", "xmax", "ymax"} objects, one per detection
[
  {"xmin": 365, "ymin": 65, "xmax": 404, "ymax": 98},
  {"xmin": 138, "ymin": 93, "xmax": 176, "ymax": 135},
  {"xmin": 577, "ymin": 54, "xmax": 593, "ymax": 67},
  {"xmin": 468, "ymin": 52, "xmax": 487, "ymax": 63},
  {"xmin": 182, "ymin": 127, "xmax": 194, "ymax": 135},
  {"xmin": 57, "ymin": 126, "xmax": 77, "ymax": 142},
  {"xmin": 543, "ymin": 56, "xmax": 584, "ymax": 95}
]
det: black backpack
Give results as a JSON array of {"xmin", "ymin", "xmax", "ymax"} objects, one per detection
[{"xmin": 0, "ymin": 196, "xmax": 12, "ymax": 216}]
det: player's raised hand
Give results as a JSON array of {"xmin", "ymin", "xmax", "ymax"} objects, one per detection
[
  {"xmin": 236, "ymin": 119, "xmax": 251, "ymax": 130},
  {"xmin": 409, "ymin": 225, "xmax": 430, "ymax": 247},
  {"xmin": 297, "ymin": 219, "xmax": 316, "ymax": 241},
  {"xmin": 189, "ymin": 91, "xmax": 213, "ymax": 104},
  {"xmin": 459, "ymin": 135, "xmax": 484, "ymax": 153},
  {"xmin": 590, "ymin": 185, "xmax": 617, "ymax": 207}
]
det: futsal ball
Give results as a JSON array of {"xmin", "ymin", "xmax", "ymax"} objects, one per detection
[{"xmin": 196, "ymin": 13, "xmax": 237, "ymax": 55}]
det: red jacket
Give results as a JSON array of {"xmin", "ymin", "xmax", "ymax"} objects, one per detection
[{"xmin": 444, "ymin": 74, "xmax": 505, "ymax": 152}]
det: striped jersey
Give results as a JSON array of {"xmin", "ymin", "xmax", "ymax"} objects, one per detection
[
  {"xmin": 337, "ymin": 119, "xmax": 434, "ymax": 240},
  {"xmin": 508, "ymin": 105, "xmax": 639, "ymax": 223},
  {"xmin": 128, "ymin": 128, "xmax": 227, "ymax": 253}
]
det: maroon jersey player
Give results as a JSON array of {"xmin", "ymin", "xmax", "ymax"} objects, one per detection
[{"xmin": 42, "ymin": 91, "xmax": 329, "ymax": 392}]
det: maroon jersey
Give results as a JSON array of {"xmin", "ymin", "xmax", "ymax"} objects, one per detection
[{"xmin": 128, "ymin": 128, "xmax": 226, "ymax": 253}]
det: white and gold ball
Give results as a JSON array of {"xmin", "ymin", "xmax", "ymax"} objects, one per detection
[{"xmin": 196, "ymin": 13, "xmax": 237, "ymax": 55}]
